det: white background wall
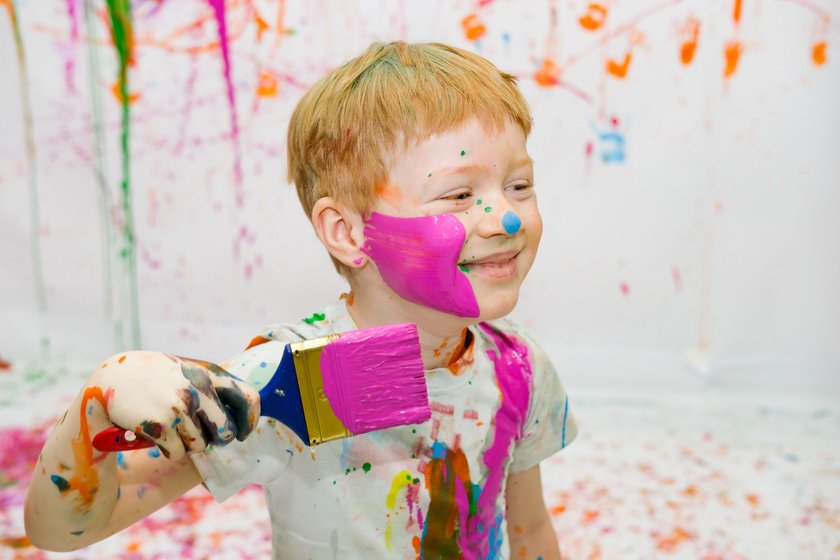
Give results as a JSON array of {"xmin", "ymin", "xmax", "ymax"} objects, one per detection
[{"xmin": 1, "ymin": 0, "xmax": 838, "ymax": 396}]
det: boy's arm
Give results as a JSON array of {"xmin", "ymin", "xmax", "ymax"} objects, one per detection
[
  {"xmin": 25, "ymin": 430, "xmax": 201, "ymax": 551},
  {"xmin": 24, "ymin": 351, "xmax": 259, "ymax": 552},
  {"xmin": 506, "ymin": 464, "xmax": 562, "ymax": 560}
]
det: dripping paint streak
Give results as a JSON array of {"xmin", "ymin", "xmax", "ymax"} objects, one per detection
[
  {"xmin": 83, "ymin": 0, "xmax": 118, "ymax": 350},
  {"xmin": 105, "ymin": 0, "xmax": 141, "ymax": 348},
  {"xmin": 3, "ymin": 0, "xmax": 47, "ymax": 314},
  {"xmin": 207, "ymin": 0, "xmax": 244, "ymax": 205}
]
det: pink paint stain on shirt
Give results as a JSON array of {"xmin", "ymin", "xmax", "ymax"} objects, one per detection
[
  {"xmin": 361, "ymin": 212, "xmax": 479, "ymax": 318},
  {"xmin": 466, "ymin": 322, "xmax": 533, "ymax": 557}
]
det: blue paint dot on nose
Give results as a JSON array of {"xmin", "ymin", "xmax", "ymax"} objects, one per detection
[{"xmin": 501, "ymin": 211, "xmax": 521, "ymax": 235}]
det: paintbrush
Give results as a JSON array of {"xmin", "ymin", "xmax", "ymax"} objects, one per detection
[{"xmin": 92, "ymin": 323, "xmax": 430, "ymax": 451}]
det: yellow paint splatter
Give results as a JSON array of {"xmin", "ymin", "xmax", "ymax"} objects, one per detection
[{"xmin": 384, "ymin": 469, "xmax": 413, "ymax": 550}]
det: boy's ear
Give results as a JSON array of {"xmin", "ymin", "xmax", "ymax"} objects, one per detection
[{"xmin": 310, "ymin": 197, "xmax": 368, "ymax": 268}]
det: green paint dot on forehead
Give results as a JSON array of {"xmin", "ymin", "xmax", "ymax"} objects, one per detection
[
  {"xmin": 484, "ymin": 206, "xmax": 492, "ymax": 213},
  {"xmin": 476, "ymin": 199, "xmax": 482, "ymax": 205},
  {"xmin": 460, "ymin": 150, "xmax": 466, "ymax": 156}
]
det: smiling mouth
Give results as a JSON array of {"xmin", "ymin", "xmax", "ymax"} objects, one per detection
[{"xmin": 458, "ymin": 251, "xmax": 521, "ymax": 278}]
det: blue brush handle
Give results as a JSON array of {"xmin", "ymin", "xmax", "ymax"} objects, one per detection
[{"xmin": 257, "ymin": 344, "xmax": 310, "ymax": 445}]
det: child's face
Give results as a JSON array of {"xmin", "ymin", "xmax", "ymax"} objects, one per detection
[{"xmin": 361, "ymin": 117, "xmax": 542, "ymax": 323}]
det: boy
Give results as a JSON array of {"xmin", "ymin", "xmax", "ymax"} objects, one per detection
[{"xmin": 25, "ymin": 41, "xmax": 577, "ymax": 559}]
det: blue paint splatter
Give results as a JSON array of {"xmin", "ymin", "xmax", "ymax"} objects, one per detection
[
  {"xmin": 116, "ymin": 451, "xmax": 128, "ymax": 470},
  {"xmin": 50, "ymin": 474, "xmax": 70, "ymax": 492},
  {"xmin": 148, "ymin": 448, "xmax": 161, "ymax": 458},
  {"xmin": 501, "ymin": 210, "xmax": 521, "ymax": 235}
]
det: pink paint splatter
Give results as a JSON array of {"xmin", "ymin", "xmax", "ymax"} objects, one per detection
[{"xmin": 207, "ymin": 0, "xmax": 244, "ymax": 204}]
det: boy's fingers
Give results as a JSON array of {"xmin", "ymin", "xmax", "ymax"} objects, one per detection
[{"xmin": 215, "ymin": 381, "xmax": 260, "ymax": 441}]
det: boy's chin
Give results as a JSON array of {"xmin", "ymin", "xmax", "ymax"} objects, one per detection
[{"xmin": 472, "ymin": 291, "xmax": 519, "ymax": 323}]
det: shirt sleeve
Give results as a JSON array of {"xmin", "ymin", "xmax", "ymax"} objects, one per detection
[
  {"xmin": 190, "ymin": 334, "xmax": 302, "ymax": 502},
  {"xmin": 508, "ymin": 327, "xmax": 578, "ymax": 474}
]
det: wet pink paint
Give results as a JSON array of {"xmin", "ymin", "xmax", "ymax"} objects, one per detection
[
  {"xmin": 320, "ymin": 323, "xmax": 430, "ymax": 434},
  {"xmin": 206, "ymin": 0, "xmax": 244, "ymax": 202},
  {"xmin": 464, "ymin": 322, "xmax": 533, "ymax": 555},
  {"xmin": 361, "ymin": 212, "xmax": 479, "ymax": 318}
]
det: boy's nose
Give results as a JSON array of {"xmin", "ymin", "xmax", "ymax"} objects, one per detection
[{"xmin": 475, "ymin": 201, "xmax": 523, "ymax": 237}]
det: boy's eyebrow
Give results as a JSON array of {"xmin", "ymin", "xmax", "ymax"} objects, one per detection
[{"xmin": 433, "ymin": 157, "xmax": 534, "ymax": 177}]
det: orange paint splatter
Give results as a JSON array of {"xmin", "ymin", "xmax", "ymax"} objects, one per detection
[
  {"xmin": 746, "ymin": 493, "xmax": 761, "ymax": 506},
  {"xmin": 68, "ymin": 386, "xmax": 113, "ymax": 507},
  {"xmin": 654, "ymin": 526, "xmax": 694, "ymax": 552},
  {"xmin": 680, "ymin": 19, "xmax": 700, "ymax": 65},
  {"xmin": 812, "ymin": 41, "xmax": 827, "ymax": 66},
  {"xmin": 724, "ymin": 40, "xmax": 742, "ymax": 78},
  {"xmin": 245, "ymin": 335, "xmax": 271, "ymax": 350},
  {"xmin": 582, "ymin": 509, "xmax": 600, "ymax": 523},
  {"xmin": 733, "ymin": 0, "xmax": 743, "ymax": 24},
  {"xmin": 338, "ymin": 291, "xmax": 356, "ymax": 306},
  {"xmin": 0, "ymin": 536, "xmax": 31, "ymax": 549},
  {"xmin": 110, "ymin": 81, "xmax": 140, "ymax": 104},
  {"xmin": 0, "ymin": 356, "xmax": 11, "ymax": 371},
  {"xmin": 447, "ymin": 331, "xmax": 475, "ymax": 375},
  {"xmin": 256, "ymin": 70, "xmax": 278, "ymax": 97},
  {"xmin": 118, "ymin": 355, "xmax": 127, "ymax": 363},
  {"xmin": 375, "ymin": 181, "xmax": 404, "ymax": 207},
  {"xmin": 606, "ymin": 51, "xmax": 632, "ymax": 79},
  {"xmin": 254, "ymin": 11, "xmax": 269, "ymax": 41},
  {"xmin": 578, "ymin": 3, "xmax": 607, "ymax": 31},
  {"xmin": 550, "ymin": 504, "xmax": 566, "ymax": 515},
  {"xmin": 534, "ymin": 58, "xmax": 560, "ymax": 87},
  {"xmin": 461, "ymin": 13, "xmax": 486, "ymax": 41}
]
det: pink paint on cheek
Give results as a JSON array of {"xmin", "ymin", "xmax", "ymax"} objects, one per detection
[{"xmin": 361, "ymin": 212, "xmax": 479, "ymax": 318}]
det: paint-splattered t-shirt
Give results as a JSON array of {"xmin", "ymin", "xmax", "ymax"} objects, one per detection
[{"xmin": 192, "ymin": 297, "xmax": 577, "ymax": 560}]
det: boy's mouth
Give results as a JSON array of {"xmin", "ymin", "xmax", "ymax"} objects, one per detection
[{"xmin": 458, "ymin": 250, "xmax": 521, "ymax": 278}]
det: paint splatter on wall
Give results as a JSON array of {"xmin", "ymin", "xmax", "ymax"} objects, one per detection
[{"xmin": 0, "ymin": 0, "xmax": 837, "ymax": 386}]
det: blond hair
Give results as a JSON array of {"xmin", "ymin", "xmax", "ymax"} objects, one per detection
[{"xmin": 286, "ymin": 41, "xmax": 532, "ymax": 274}]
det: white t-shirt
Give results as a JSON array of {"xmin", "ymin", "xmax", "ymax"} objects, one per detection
[{"xmin": 192, "ymin": 297, "xmax": 577, "ymax": 560}]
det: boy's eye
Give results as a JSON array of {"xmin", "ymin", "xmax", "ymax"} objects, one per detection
[
  {"xmin": 442, "ymin": 191, "xmax": 472, "ymax": 201},
  {"xmin": 508, "ymin": 183, "xmax": 534, "ymax": 193}
]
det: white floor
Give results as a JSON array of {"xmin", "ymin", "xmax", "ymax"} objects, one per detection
[{"xmin": 1, "ymin": 363, "xmax": 838, "ymax": 559}]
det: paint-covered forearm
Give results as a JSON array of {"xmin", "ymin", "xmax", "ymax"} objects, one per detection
[{"xmin": 24, "ymin": 351, "xmax": 260, "ymax": 551}]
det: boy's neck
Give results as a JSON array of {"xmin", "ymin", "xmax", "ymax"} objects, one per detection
[{"xmin": 344, "ymin": 284, "xmax": 473, "ymax": 371}]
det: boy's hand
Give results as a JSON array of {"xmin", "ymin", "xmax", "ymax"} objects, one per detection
[{"xmin": 90, "ymin": 351, "xmax": 261, "ymax": 460}]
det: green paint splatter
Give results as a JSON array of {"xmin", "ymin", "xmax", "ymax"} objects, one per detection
[
  {"xmin": 345, "ymin": 468, "xmax": 351, "ymax": 475},
  {"xmin": 362, "ymin": 462, "xmax": 372, "ymax": 473},
  {"xmin": 303, "ymin": 312, "xmax": 326, "ymax": 324},
  {"xmin": 476, "ymin": 199, "xmax": 482, "ymax": 205},
  {"xmin": 484, "ymin": 206, "xmax": 492, "ymax": 213},
  {"xmin": 458, "ymin": 264, "xmax": 469, "ymax": 273},
  {"xmin": 460, "ymin": 150, "xmax": 466, "ymax": 156},
  {"xmin": 427, "ymin": 172, "xmax": 432, "ymax": 177}
]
